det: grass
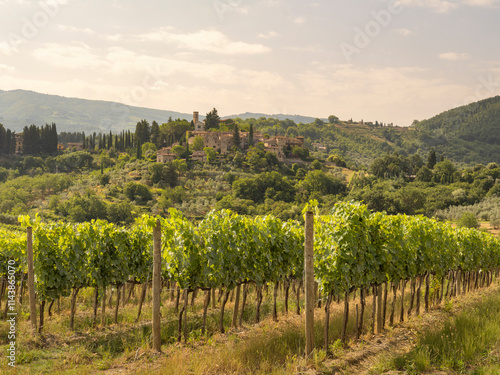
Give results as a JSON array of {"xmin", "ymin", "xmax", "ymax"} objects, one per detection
[
  {"xmin": 1, "ymin": 278, "xmax": 499, "ymax": 374},
  {"xmin": 386, "ymin": 289, "xmax": 500, "ymax": 374}
]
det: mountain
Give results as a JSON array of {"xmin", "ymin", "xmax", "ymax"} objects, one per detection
[
  {"xmin": 0, "ymin": 90, "xmax": 192, "ymax": 133},
  {"xmin": 0, "ymin": 90, "xmax": 319, "ymax": 133}
]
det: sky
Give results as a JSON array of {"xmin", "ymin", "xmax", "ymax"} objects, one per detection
[{"xmin": 1, "ymin": 0, "xmax": 500, "ymax": 126}]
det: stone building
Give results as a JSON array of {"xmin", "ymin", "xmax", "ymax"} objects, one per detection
[{"xmin": 156, "ymin": 147, "xmax": 176, "ymax": 163}]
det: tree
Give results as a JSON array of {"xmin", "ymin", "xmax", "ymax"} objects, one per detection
[
  {"xmin": 135, "ymin": 119, "xmax": 151, "ymax": 145},
  {"xmin": 205, "ymin": 108, "xmax": 220, "ymax": 130},
  {"xmin": 204, "ymin": 147, "xmax": 218, "ymax": 163},
  {"xmin": 232, "ymin": 171, "xmax": 296, "ymax": 203},
  {"xmin": 328, "ymin": 115, "xmax": 339, "ymax": 124},
  {"xmin": 327, "ymin": 154, "xmax": 347, "ymax": 168},
  {"xmin": 433, "ymin": 159, "xmax": 456, "ymax": 184},
  {"xmin": 107, "ymin": 201, "xmax": 135, "ymax": 224},
  {"xmin": 299, "ymin": 170, "xmax": 346, "ymax": 199},
  {"xmin": 123, "ymin": 182, "xmax": 153, "ymax": 204},
  {"xmin": 171, "ymin": 145, "xmax": 186, "ymax": 158},
  {"xmin": 141, "ymin": 142, "xmax": 157, "ymax": 160},
  {"xmin": 313, "ymin": 118, "xmax": 325, "ymax": 127},
  {"xmin": 416, "ymin": 166, "xmax": 433, "ymax": 182},
  {"xmin": 192, "ymin": 136, "xmax": 204, "ymax": 151},
  {"xmin": 151, "ymin": 120, "xmax": 160, "ymax": 147},
  {"xmin": 249, "ymin": 124, "xmax": 254, "ymax": 147},
  {"xmin": 311, "ymin": 159, "xmax": 322, "ymax": 170},
  {"xmin": 457, "ymin": 212, "xmax": 479, "ymax": 229},
  {"xmin": 233, "ymin": 125, "xmax": 241, "ymax": 150},
  {"xmin": 136, "ymin": 138, "xmax": 142, "ymax": 159},
  {"xmin": 427, "ymin": 148, "xmax": 437, "ymax": 169},
  {"xmin": 292, "ymin": 146, "xmax": 309, "ymax": 161}
]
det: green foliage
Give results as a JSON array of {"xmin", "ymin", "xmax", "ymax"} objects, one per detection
[
  {"xmin": 457, "ymin": 212, "xmax": 480, "ymax": 229},
  {"xmin": 171, "ymin": 145, "xmax": 186, "ymax": 158},
  {"xmin": 123, "ymin": 182, "xmax": 153, "ymax": 204},
  {"xmin": 326, "ymin": 154, "xmax": 347, "ymax": 168},
  {"xmin": 205, "ymin": 108, "xmax": 220, "ymax": 130},
  {"xmin": 433, "ymin": 159, "xmax": 456, "ymax": 184},
  {"xmin": 149, "ymin": 162, "xmax": 178, "ymax": 187},
  {"xmin": 191, "ymin": 136, "xmax": 204, "ymax": 151},
  {"xmin": 107, "ymin": 201, "xmax": 135, "ymax": 224},
  {"xmin": 233, "ymin": 171, "xmax": 296, "ymax": 203},
  {"xmin": 298, "ymin": 170, "xmax": 346, "ymax": 201},
  {"xmin": 204, "ymin": 147, "xmax": 218, "ymax": 163},
  {"xmin": 158, "ymin": 186, "xmax": 186, "ymax": 211},
  {"xmin": 328, "ymin": 115, "xmax": 339, "ymax": 124},
  {"xmin": 292, "ymin": 146, "xmax": 309, "ymax": 161},
  {"xmin": 311, "ymin": 159, "xmax": 322, "ymax": 170}
]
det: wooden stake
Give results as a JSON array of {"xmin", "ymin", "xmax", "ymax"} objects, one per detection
[
  {"xmin": 304, "ymin": 211, "xmax": 315, "ymax": 356},
  {"xmin": 27, "ymin": 227, "xmax": 37, "ymax": 333},
  {"xmin": 152, "ymin": 219, "xmax": 162, "ymax": 352}
]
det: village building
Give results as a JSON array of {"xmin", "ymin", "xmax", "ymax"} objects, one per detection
[
  {"xmin": 66, "ymin": 142, "xmax": 84, "ymax": 151},
  {"xmin": 15, "ymin": 134, "xmax": 23, "ymax": 154},
  {"xmin": 156, "ymin": 147, "xmax": 176, "ymax": 163},
  {"xmin": 157, "ymin": 111, "xmax": 308, "ymax": 163},
  {"xmin": 190, "ymin": 150, "xmax": 207, "ymax": 162}
]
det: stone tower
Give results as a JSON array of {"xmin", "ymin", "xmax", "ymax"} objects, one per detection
[{"xmin": 193, "ymin": 111, "xmax": 199, "ymax": 124}]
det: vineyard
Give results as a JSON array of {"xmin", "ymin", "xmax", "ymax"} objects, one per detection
[{"xmin": 1, "ymin": 201, "xmax": 500, "ymax": 372}]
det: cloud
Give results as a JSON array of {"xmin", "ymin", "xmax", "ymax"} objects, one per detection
[
  {"xmin": 283, "ymin": 45, "xmax": 322, "ymax": 53},
  {"xmin": 32, "ymin": 42, "xmax": 106, "ymax": 69},
  {"xmin": 56, "ymin": 25, "xmax": 94, "ymax": 34},
  {"xmin": 462, "ymin": 0, "xmax": 500, "ymax": 6},
  {"xmin": 258, "ymin": 31, "xmax": 280, "ymax": 39},
  {"xmin": 0, "ymin": 64, "xmax": 15, "ymax": 73},
  {"xmin": 439, "ymin": 52, "xmax": 470, "ymax": 61},
  {"xmin": 294, "ymin": 63, "xmax": 469, "ymax": 126},
  {"xmin": 396, "ymin": 0, "xmax": 459, "ymax": 13},
  {"xmin": 395, "ymin": 0, "xmax": 500, "ymax": 12},
  {"xmin": 394, "ymin": 28, "xmax": 414, "ymax": 36},
  {"xmin": 293, "ymin": 16, "xmax": 306, "ymax": 24},
  {"xmin": 0, "ymin": 41, "xmax": 19, "ymax": 56},
  {"xmin": 139, "ymin": 28, "xmax": 270, "ymax": 55}
]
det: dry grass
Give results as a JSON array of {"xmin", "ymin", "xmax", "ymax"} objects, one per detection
[{"xmin": 1, "ymin": 278, "xmax": 499, "ymax": 374}]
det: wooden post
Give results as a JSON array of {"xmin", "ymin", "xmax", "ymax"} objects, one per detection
[
  {"xmin": 27, "ymin": 227, "xmax": 37, "ymax": 333},
  {"xmin": 304, "ymin": 211, "xmax": 315, "ymax": 357},
  {"xmin": 376, "ymin": 284, "xmax": 383, "ymax": 334},
  {"xmin": 152, "ymin": 220, "xmax": 162, "ymax": 352}
]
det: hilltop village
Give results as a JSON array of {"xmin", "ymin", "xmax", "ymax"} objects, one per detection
[{"xmin": 156, "ymin": 112, "xmax": 305, "ymax": 163}]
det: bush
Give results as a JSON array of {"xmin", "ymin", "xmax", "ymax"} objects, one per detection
[
  {"xmin": 457, "ymin": 212, "xmax": 480, "ymax": 229},
  {"xmin": 123, "ymin": 182, "xmax": 153, "ymax": 204}
]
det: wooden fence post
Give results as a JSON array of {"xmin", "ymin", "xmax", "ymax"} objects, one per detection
[
  {"xmin": 305, "ymin": 211, "xmax": 315, "ymax": 357},
  {"xmin": 27, "ymin": 227, "xmax": 37, "ymax": 333},
  {"xmin": 152, "ymin": 220, "xmax": 162, "ymax": 352}
]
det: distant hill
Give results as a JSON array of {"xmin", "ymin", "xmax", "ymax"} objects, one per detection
[
  {"xmin": 413, "ymin": 96, "xmax": 500, "ymax": 164},
  {"xmin": 2, "ymin": 89, "xmax": 500, "ymax": 166},
  {"xmin": 222, "ymin": 112, "xmax": 318, "ymax": 124},
  {"xmin": 0, "ymin": 90, "xmax": 319, "ymax": 133}
]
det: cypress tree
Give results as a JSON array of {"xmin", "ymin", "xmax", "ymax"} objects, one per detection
[
  {"xmin": 233, "ymin": 125, "xmax": 241, "ymax": 150},
  {"xmin": 427, "ymin": 148, "xmax": 437, "ymax": 169},
  {"xmin": 249, "ymin": 124, "xmax": 254, "ymax": 147}
]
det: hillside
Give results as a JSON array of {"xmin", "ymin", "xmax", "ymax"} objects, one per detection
[
  {"xmin": 2, "ymin": 89, "xmax": 500, "ymax": 166},
  {"xmin": 0, "ymin": 90, "xmax": 318, "ymax": 133},
  {"xmin": 413, "ymin": 96, "xmax": 500, "ymax": 164}
]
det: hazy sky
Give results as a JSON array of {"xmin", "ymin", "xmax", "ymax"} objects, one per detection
[{"xmin": 1, "ymin": 0, "xmax": 500, "ymax": 126}]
